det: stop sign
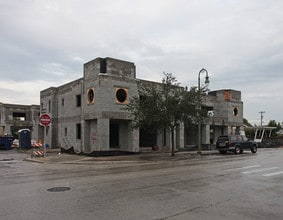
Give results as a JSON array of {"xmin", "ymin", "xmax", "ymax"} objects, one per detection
[{"xmin": 40, "ymin": 114, "xmax": 51, "ymax": 126}]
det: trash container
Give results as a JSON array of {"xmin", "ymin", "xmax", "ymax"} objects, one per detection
[
  {"xmin": 18, "ymin": 129, "xmax": 32, "ymax": 149},
  {"xmin": 0, "ymin": 136, "xmax": 14, "ymax": 150}
]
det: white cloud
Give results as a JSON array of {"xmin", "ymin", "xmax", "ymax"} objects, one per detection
[
  {"xmin": 0, "ymin": 80, "xmax": 55, "ymax": 105},
  {"xmin": 0, "ymin": 0, "xmax": 283, "ymax": 122}
]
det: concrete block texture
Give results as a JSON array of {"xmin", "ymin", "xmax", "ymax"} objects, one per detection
[{"xmin": 40, "ymin": 57, "xmax": 244, "ymax": 152}]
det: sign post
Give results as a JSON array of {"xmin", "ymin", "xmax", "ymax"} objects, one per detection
[{"xmin": 40, "ymin": 114, "xmax": 51, "ymax": 157}]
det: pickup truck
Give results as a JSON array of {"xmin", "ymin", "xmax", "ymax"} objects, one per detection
[{"xmin": 216, "ymin": 135, "xmax": 258, "ymax": 154}]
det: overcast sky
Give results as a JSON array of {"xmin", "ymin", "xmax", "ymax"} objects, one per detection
[{"xmin": 0, "ymin": 0, "xmax": 282, "ymax": 124}]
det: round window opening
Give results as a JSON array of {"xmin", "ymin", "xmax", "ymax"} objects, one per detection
[
  {"xmin": 116, "ymin": 89, "xmax": 127, "ymax": 103},
  {"xmin": 87, "ymin": 89, "xmax": 94, "ymax": 103},
  {"xmin": 233, "ymin": 107, "xmax": 239, "ymax": 116}
]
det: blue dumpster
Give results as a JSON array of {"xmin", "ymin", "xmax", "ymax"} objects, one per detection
[
  {"xmin": 0, "ymin": 136, "xmax": 14, "ymax": 150},
  {"xmin": 18, "ymin": 129, "xmax": 32, "ymax": 149}
]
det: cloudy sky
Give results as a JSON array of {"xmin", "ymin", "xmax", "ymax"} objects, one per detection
[{"xmin": 0, "ymin": 0, "xmax": 282, "ymax": 124}]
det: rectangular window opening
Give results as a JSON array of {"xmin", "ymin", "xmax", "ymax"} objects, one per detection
[
  {"xmin": 76, "ymin": 123, "xmax": 81, "ymax": 139},
  {"xmin": 12, "ymin": 112, "xmax": 26, "ymax": 121},
  {"xmin": 76, "ymin": 95, "xmax": 81, "ymax": 107},
  {"xmin": 48, "ymin": 100, "xmax": 51, "ymax": 113},
  {"xmin": 100, "ymin": 58, "xmax": 107, "ymax": 73}
]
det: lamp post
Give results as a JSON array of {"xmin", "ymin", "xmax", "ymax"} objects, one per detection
[{"xmin": 198, "ymin": 68, "xmax": 209, "ymax": 155}]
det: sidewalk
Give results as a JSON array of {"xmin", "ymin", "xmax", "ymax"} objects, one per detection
[{"xmin": 24, "ymin": 149, "xmax": 219, "ymax": 164}]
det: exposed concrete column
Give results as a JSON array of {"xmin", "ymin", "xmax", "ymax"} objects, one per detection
[
  {"xmin": 224, "ymin": 126, "xmax": 230, "ymax": 135},
  {"xmin": 4, "ymin": 125, "xmax": 11, "ymax": 135},
  {"xmin": 230, "ymin": 126, "xmax": 234, "ymax": 135},
  {"xmin": 156, "ymin": 130, "xmax": 163, "ymax": 148},
  {"xmin": 157, "ymin": 129, "xmax": 171, "ymax": 151},
  {"xmin": 166, "ymin": 128, "xmax": 171, "ymax": 149},
  {"xmin": 239, "ymin": 126, "xmax": 245, "ymax": 135},
  {"xmin": 202, "ymin": 124, "xmax": 210, "ymax": 145},
  {"xmin": 81, "ymin": 120, "xmax": 90, "ymax": 153},
  {"xmin": 128, "ymin": 122, "xmax": 139, "ymax": 152},
  {"xmin": 119, "ymin": 122, "xmax": 128, "ymax": 150},
  {"xmin": 177, "ymin": 123, "xmax": 185, "ymax": 149},
  {"xmin": 96, "ymin": 118, "xmax": 109, "ymax": 150}
]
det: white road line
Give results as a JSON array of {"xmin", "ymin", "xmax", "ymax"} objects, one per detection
[
  {"xmin": 262, "ymin": 171, "xmax": 283, "ymax": 177},
  {"xmin": 241, "ymin": 167, "xmax": 279, "ymax": 174},
  {"xmin": 224, "ymin": 165, "xmax": 261, "ymax": 172}
]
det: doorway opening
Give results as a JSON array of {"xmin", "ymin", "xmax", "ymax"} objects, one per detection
[{"xmin": 110, "ymin": 123, "xmax": 119, "ymax": 149}]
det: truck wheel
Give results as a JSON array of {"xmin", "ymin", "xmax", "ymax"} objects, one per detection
[
  {"xmin": 234, "ymin": 146, "xmax": 241, "ymax": 154},
  {"xmin": 251, "ymin": 145, "xmax": 257, "ymax": 153}
]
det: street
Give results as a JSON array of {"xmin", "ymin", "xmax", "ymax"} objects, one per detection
[{"xmin": 0, "ymin": 148, "xmax": 283, "ymax": 220}]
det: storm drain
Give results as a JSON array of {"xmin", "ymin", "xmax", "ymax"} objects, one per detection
[{"xmin": 47, "ymin": 187, "xmax": 71, "ymax": 192}]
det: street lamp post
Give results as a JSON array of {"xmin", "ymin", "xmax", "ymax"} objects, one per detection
[{"xmin": 198, "ymin": 68, "xmax": 210, "ymax": 155}]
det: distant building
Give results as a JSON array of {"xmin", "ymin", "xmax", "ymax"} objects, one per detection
[
  {"xmin": 40, "ymin": 57, "xmax": 243, "ymax": 152},
  {"xmin": 0, "ymin": 103, "xmax": 40, "ymax": 140}
]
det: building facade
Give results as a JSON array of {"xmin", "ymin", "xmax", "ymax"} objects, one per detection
[
  {"xmin": 40, "ymin": 57, "xmax": 244, "ymax": 152},
  {"xmin": 0, "ymin": 103, "xmax": 40, "ymax": 140}
]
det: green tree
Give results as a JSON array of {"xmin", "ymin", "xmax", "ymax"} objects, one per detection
[
  {"xmin": 243, "ymin": 118, "xmax": 252, "ymax": 127},
  {"xmin": 267, "ymin": 120, "xmax": 282, "ymax": 137},
  {"xmin": 127, "ymin": 73, "xmax": 205, "ymax": 156}
]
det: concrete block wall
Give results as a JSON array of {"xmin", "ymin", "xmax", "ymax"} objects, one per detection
[
  {"xmin": 41, "ymin": 57, "xmax": 140, "ymax": 152},
  {"xmin": 56, "ymin": 79, "xmax": 84, "ymax": 150},
  {"xmin": 206, "ymin": 89, "xmax": 243, "ymax": 140},
  {"xmin": 39, "ymin": 57, "xmax": 245, "ymax": 152},
  {"xmin": 83, "ymin": 57, "xmax": 138, "ymax": 117},
  {"xmin": 0, "ymin": 103, "xmax": 40, "ymax": 140},
  {"xmin": 207, "ymin": 89, "xmax": 243, "ymax": 126},
  {"xmin": 40, "ymin": 87, "xmax": 57, "ymax": 148},
  {"xmin": 82, "ymin": 58, "xmax": 139, "ymax": 152}
]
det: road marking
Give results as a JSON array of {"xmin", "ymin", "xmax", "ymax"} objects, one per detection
[
  {"xmin": 262, "ymin": 171, "xmax": 283, "ymax": 177},
  {"xmin": 241, "ymin": 167, "xmax": 279, "ymax": 174},
  {"xmin": 224, "ymin": 165, "xmax": 261, "ymax": 172}
]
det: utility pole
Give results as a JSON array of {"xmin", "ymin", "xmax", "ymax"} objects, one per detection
[{"xmin": 259, "ymin": 111, "xmax": 265, "ymax": 127}]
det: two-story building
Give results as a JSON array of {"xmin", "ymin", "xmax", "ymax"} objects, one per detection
[
  {"xmin": 40, "ymin": 57, "xmax": 244, "ymax": 152},
  {"xmin": 0, "ymin": 103, "xmax": 40, "ymax": 140}
]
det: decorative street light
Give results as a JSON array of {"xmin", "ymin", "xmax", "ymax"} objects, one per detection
[{"xmin": 198, "ymin": 68, "xmax": 209, "ymax": 155}]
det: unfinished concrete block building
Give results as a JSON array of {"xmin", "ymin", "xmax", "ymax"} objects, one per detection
[
  {"xmin": 0, "ymin": 103, "xmax": 40, "ymax": 140},
  {"xmin": 40, "ymin": 57, "xmax": 243, "ymax": 152}
]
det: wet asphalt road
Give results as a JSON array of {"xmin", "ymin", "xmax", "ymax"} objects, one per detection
[{"xmin": 0, "ymin": 148, "xmax": 283, "ymax": 220}]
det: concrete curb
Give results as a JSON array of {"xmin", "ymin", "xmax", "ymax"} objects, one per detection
[
  {"xmin": 22, "ymin": 150, "xmax": 220, "ymax": 164},
  {"xmin": 23, "ymin": 158, "xmax": 45, "ymax": 163}
]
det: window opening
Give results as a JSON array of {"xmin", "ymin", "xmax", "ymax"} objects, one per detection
[
  {"xmin": 13, "ymin": 112, "xmax": 26, "ymax": 121},
  {"xmin": 76, "ymin": 95, "xmax": 81, "ymax": 107},
  {"xmin": 116, "ymin": 88, "xmax": 128, "ymax": 104},
  {"xmin": 233, "ymin": 107, "xmax": 239, "ymax": 116},
  {"xmin": 87, "ymin": 89, "xmax": 94, "ymax": 104},
  {"xmin": 100, "ymin": 58, "xmax": 107, "ymax": 73},
  {"xmin": 76, "ymin": 124, "xmax": 81, "ymax": 139},
  {"xmin": 48, "ymin": 100, "xmax": 51, "ymax": 113}
]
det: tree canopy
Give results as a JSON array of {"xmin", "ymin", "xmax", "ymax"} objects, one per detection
[
  {"xmin": 243, "ymin": 118, "xmax": 252, "ymax": 127},
  {"xmin": 267, "ymin": 120, "xmax": 282, "ymax": 136},
  {"xmin": 127, "ymin": 73, "xmax": 208, "ymax": 156}
]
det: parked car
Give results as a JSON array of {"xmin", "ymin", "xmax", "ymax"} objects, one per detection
[{"xmin": 216, "ymin": 135, "xmax": 258, "ymax": 154}]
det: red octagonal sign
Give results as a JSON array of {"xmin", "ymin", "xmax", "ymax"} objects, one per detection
[{"xmin": 40, "ymin": 114, "xmax": 51, "ymax": 126}]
